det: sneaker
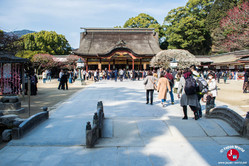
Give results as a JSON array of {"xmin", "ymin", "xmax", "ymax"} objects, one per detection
[{"xmin": 171, "ymin": 102, "xmax": 174, "ymax": 105}]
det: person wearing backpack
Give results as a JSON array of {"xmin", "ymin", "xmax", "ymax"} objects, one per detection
[
  {"xmin": 190, "ymin": 65, "xmax": 206, "ymax": 118},
  {"xmin": 177, "ymin": 68, "xmax": 200, "ymax": 120},
  {"xmin": 165, "ymin": 69, "xmax": 174, "ymax": 105}
]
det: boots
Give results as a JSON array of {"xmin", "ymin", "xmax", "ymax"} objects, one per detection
[
  {"xmin": 182, "ymin": 107, "xmax": 188, "ymax": 120},
  {"xmin": 194, "ymin": 111, "xmax": 199, "ymax": 120}
]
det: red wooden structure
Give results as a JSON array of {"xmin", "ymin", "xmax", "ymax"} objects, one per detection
[{"xmin": 0, "ymin": 52, "xmax": 28, "ymax": 95}]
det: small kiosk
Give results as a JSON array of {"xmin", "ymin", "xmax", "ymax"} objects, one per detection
[{"xmin": 0, "ymin": 52, "xmax": 28, "ymax": 95}]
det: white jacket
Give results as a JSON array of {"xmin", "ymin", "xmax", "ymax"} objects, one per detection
[{"xmin": 208, "ymin": 79, "xmax": 217, "ymax": 97}]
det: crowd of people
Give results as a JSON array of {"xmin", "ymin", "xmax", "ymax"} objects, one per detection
[
  {"xmin": 24, "ymin": 65, "xmax": 249, "ymax": 121},
  {"xmin": 143, "ymin": 66, "xmax": 249, "ymax": 121},
  {"xmin": 147, "ymin": 67, "xmax": 248, "ymax": 120},
  {"xmin": 82, "ymin": 69, "xmax": 148, "ymax": 82}
]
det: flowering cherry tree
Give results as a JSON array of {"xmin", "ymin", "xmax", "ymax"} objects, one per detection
[
  {"xmin": 32, "ymin": 54, "xmax": 58, "ymax": 73},
  {"xmin": 219, "ymin": 1, "xmax": 249, "ymax": 51}
]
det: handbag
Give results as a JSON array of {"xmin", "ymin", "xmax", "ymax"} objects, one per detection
[{"xmin": 149, "ymin": 78, "xmax": 157, "ymax": 90}]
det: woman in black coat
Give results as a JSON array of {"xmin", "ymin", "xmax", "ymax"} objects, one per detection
[
  {"xmin": 60, "ymin": 72, "xmax": 68, "ymax": 90},
  {"xmin": 243, "ymin": 70, "xmax": 249, "ymax": 93}
]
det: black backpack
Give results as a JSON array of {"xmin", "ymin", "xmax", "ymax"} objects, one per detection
[{"xmin": 184, "ymin": 76, "xmax": 197, "ymax": 95}]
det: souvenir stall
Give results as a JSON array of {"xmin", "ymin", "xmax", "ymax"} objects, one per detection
[{"xmin": 0, "ymin": 52, "xmax": 28, "ymax": 95}]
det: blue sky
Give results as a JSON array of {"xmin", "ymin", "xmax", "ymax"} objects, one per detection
[{"xmin": 0, "ymin": 0, "xmax": 188, "ymax": 49}]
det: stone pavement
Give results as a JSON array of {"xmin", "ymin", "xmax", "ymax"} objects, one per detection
[{"xmin": 0, "ymin": 80, "xmax": 249, "ymax": 166}]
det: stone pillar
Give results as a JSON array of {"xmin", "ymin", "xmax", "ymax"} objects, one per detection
[{"xmin": 86, "ymin": 121, "xmax": 92, "ymax": 148}]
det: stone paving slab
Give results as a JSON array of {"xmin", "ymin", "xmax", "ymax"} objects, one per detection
[
  {"xmin": 166, "ymin": 119, "xmax": 207, "ymax": 137},
  {"xmin": 213, "ymin": 119, "xmax": 240, "ymax": 136},
  {"xmin": 212, "ymin": 137, "xmax": 249, "ymax": 145},
  {"xmin": 198, "ymin": 118, "xmax": 227, "ymax": 137},
  {"xmin": 0, "ymin": 80, "xmax": 249, "ymax": 166}
]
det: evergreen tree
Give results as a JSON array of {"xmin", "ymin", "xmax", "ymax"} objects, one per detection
[
  {"xmin": 164, "ymin": 0, "xmax": 214, "ymax": 55},
  {"xmin": 18, "ymin": 31, "xmax": 72, "ymax": 56},
  {"xmin": 205, "ymin": 0, "xmax": 238, "ymax": 31},
  {"xmin": 123, "ymin": 13, "xmax": 167, "ymax": 49}
]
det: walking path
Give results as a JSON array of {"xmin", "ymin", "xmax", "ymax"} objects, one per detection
[{"xmin": 0, "ymin": 80, "xmax": 249, "ymax": 166}]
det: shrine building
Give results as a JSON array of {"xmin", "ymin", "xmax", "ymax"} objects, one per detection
[{"xmin": 73, "ymin": 28, "xmax": 161, "ymax": 71}]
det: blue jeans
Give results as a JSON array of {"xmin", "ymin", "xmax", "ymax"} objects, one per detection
[
  {"xmin": 169, "ymin": 87, "xmax": 174, "ymax": 103},
  {"xmin": 47, "ymin": 76, "xmax": 51, "ymax": 81},
  {"xmin": 43, "ymin": 78, "xmax": 46, "ymax": 83}
]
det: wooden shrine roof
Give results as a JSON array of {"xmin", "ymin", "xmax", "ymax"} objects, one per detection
[
  {"xmin": 0, "ymin": 52, "xmax": 29, "ymax": 63},
  {"xmin": 73, "ymin": 28, "xmax": 161, "ymax": 57}
]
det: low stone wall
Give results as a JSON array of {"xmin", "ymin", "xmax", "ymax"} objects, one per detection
[
  {"xmin": 206, "ymin": 106, "xmax": 249, "ymax": 139},
  {"xmin": 86, "ymin": 101, "xmax": 104, "ymax": 148},
  {"xmin": 12, "ymin": 111, "xmax": 49, "ymax": 139},
  {"xmin": 243, "ymin": 113, "xmax": 249, "ymax": 138}
]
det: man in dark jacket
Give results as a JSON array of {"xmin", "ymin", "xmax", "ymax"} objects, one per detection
[{"xmin": 243, "ymin": 70, "xmax": 249, "ymax": 93}]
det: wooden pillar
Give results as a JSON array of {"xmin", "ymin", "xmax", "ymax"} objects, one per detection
[
  {"xmin": 139, "ymin": 59, "xmax": 142, "ymax": 70},
  {"xmin": 113, "ymin": 59, "xmax": 115, "ymax": 69},
  {"xmin": 98, "ymin": 63, "xmax": 102, "ymax": 71},
  {"xmin": 132, "ymin": 59, "xmax": 134, "ymax": 70},
  {"xmin": 85, "ymin": 58, "xmax": 88, "ymax": 72},
  {"xmin": 143, "ymin": 63, "xmax": 147, "ymax": 70},
  {"xmin": 21, "ymin": 63, "xmax": 25, "ymax": 96},
  {"xmin": 98, "ymin": 59, "xmax": 102, "ymax": 71},
  {"xmin": 108, "ymin": 60, "xmax": 111, "ymax": 71}
]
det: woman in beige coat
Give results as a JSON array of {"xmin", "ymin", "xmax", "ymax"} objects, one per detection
[{"xmin": 157, "ymin": 72, "xmax": 171, "ymax": 106}]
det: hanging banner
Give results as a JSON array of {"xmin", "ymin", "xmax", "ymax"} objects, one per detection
[
  {"xmin": 3, "ymin": 63, "xmax": 11, "ymax": 78},
  {"xmin": 245, "ymin": 65, "xmax": 249, "ymax": 69},
  {"xmin": 216, "ymin": 66, "xmax": 221, "ymax": 69},
  {"xmin": 229, "ymin": 65, "xmax": 235, "ymax": 69}
]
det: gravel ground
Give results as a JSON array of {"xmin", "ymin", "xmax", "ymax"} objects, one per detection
[{"xmin": 216, "ymin": 79, "xmax": 249, "ymax": 113}]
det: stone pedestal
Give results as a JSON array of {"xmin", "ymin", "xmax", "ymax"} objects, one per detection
[{"xmin": 0, "ymin": 96, "xmax": 25, "ymax": 114}]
